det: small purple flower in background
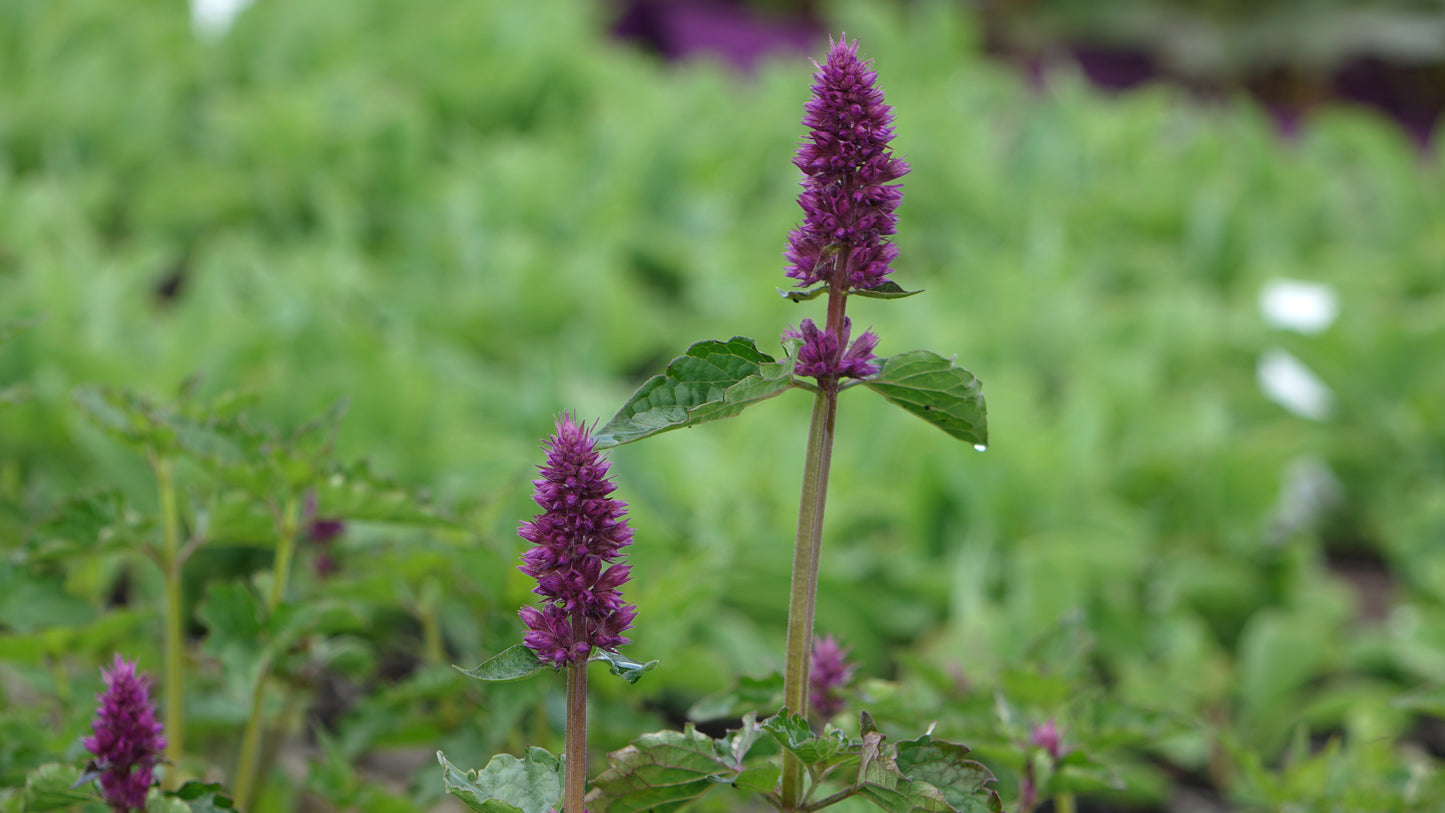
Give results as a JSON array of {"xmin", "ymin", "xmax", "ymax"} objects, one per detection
[
  {"xmin": 785, "ymin": 318, "xmax": 879, "ymax": 381},
  {"xmin": 518, "ymin": 415, "xmax": 637, "ymax": 668},
  {"xmin": 1028, "ymin": 719, "xmax": 1068, "ymax": 762},
  {"xmin": 784, "ymin": 35, "xmax": 909, "ymax": 291},
  {"xmin": 303, "ymin": 491, "xmax": 346, "ymax": 577},
  {"xmin": 85, "ymin": 655, "xmax": 166, "ymax": 813},
  {"xmin": 809, "ymin": 635, "xmax": 856, "ymax": 719}
]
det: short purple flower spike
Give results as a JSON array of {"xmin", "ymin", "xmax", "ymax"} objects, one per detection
[
  {"xmin": 85, "ymin": 655, "xmax": 166, "ymax": 813},
  {"xmin": 518, "ymin": 415, "xmax": 637, "ymax": 668},
  {"xmin": 785, "ymin": 317, "xmax": 879, "ymax": 382},
  {"xmin": 785, "ymin": 35, "xmax": 910, "ymax": 291},
  {"xmin": 809, "ymin": 635, "xmax": 856, "ymax": 719}
]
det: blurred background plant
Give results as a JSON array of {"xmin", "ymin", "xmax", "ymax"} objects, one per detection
[{"xmin": 1, "ymin": 0, "xmax": 1442, "ymax": 810}]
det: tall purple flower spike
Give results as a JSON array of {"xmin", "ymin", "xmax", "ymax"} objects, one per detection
[
  {"xmin": 518, "ymin": 414, "xmax": 637, "ymax": 668},
  {"xmin": 85, "ymin": 655, "xmax": 166, "ymax": 813},
  {"xmin": 809, "ymin": 635, "xmax": 857, "ymax": 719},
  {"xmin": 785, "ymin": 35, "xmax": 910, "ymax": 291},
  {"xmin": 785, "ymin": 317, "xmax": 879, "ymax": 381}
]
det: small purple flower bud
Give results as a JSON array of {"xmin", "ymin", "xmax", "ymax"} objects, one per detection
[
  {"xmin": 784, "ymin": 318, "xmax": 879, "ymax": 382},
  {"xmin": 809, "ymin": 635, "xmax": 856, "ymax": 720},
  {"xmin": 85, "ymin": 655, "xmax": 166, "ymax": 813},
  {"xmin": 1028, "ymin": 719, "xmax": 1068, "ymax": 762},
  {"xmin": 518, "ymin": 415, "xmax": 636, "ymax": 668},
  {"xmin": 785, "ymin": 35, "xmax": 909, "ymax": 291}
]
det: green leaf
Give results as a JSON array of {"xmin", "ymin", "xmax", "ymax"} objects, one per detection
[
  {"xmin": 895, "ymin": 737, "xmax": 1002, "ymax": 813},
  {"xmin": 852, "ymin": 281, "xmax": 924, "ymax": 300},
  {"xmin": 160, "ymin": 782, "xmax": 236, "ymax": 811},
  {"xmin": 588, "ymin": 726, "xmax": 736, "ymax": 813},
  {"xmin": 312, "ymin": 460, "xmax": 452, "ymax": 527},
  {"xmin": 688, "ymin": 673, "xmax": 784, "ymax": 722},
  {"xmin": 732, "ymin": 763, "xmax": 781, "ymax": 794},
  {"xmin": 778, "ymin": 286, "xmax": 826, "ymax": 302},
  {"xmin": 23, "ymin": 763, "xmax": 96, "ymax": 811},
  {"xmin": 591, "ymin": 648, "xmax": 658, "ymax": 685},
  {"xmin": 73, "ymin": 385, "xmax": 180, "ymax": 454},
  {"xmin": 761, "ymin": 711, "xmax": 854, "ymax": 770},
  {"xmin": 26, "ymin": 490, "xmax": 155, "ymax": 562},
  {"xmin": 455, "ymin": 644, "xmax": 551, "ymax": 682},
  {"xmin": 595, "ymin": 338, "xmax": 797, "ymax": 448},
  {"xmin": 863, "ymin": 351, "xmax": 988, "ymax": 447},
  {"xmin": 438, "ymin": 748, "xmax": 562, "ymax": 813}
]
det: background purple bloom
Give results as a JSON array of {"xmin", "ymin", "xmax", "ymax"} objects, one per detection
[
  {"xmin": 809, "ymin": 635, "xmax": 856, "ymax": 719},
  {"xmin": 518, "ymin": 415, "xmax": 637, "ymax": 668},
  {"xmin": 85, "ymin": 655, "xmax": 166, "ymax": 813},
  {"xmin": 784, "ymin": 35, "xmax": 909, "ymax": 290}
]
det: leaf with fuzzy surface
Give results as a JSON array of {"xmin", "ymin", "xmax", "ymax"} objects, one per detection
[
  {"xmin": 595, "ymin": 338, "xmax": 796, "ymax": 448},
  {"xmin": 863, "ymin": 351, "xmax": 987, "ymax": 446},
  {"xmin": 454, "ymin": 644, "xmax": 551, "ymax": 683},
  {"xmin": 587, "ymin": 726, "xmax": 738, "ymax": 813},
  {"xmin": 438, "ymin": 749, "xmax": 561, "ymax": 813}
]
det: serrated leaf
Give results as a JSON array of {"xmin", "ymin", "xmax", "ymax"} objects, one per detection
[
  {"xmin": 896, "ymin": 737, "xmax": 1001, "ymax": 813},
  {"xmin": 762, "ymin": 711, "xmax": 855, "ymax": 770},
  {"xmin": 595, "ymin": 338, "xmax": 797, "ymax": 448},
  {"xmin": 778, "ymin": 286, "xmax": 826, "ymax": 302},
  {"xmin": 863, "ymin": 351, "xmax": 987, "ymax": 446},
  {"xmin": 588, "ymin": 726, "xmax": 735, "ymax": 813},
  {"xmin": 73, "ymin": 386, "xmax": 180, "ymax": 453},
  {"xmin": 438, "ymin": 748, "xmax": 561, "ymax": 813},
  {"xmin": 162, "ymin": 781, "xmax": 236, "ymax": 811},
  {"xmin": 591, "ymin": 648, "xmax": 658, "ymax": 685},
  {"xmin": 733, "ymin": 763, "xmax": 780, "ymax": 793},
  {"xmin": 856, "ymin": 779, "xmax": 956, "ymax": 813},
  {"xmin": 455, "ymin": 644, "xmax": 551, "ymax": 682},
  {"xmin": 23, "ymin": 763, "xmax": 96, "ymax": 811},
  {"xmin": 26, "ymin": 490, "xmax": 155, "ymax": 562},
  {"xmin": 852, "ymin": 281, "xmax": 924, "ymax": 300},
  {"xmin": 313, "ymin": 460, "xmax": 451, "ymax": 527}
]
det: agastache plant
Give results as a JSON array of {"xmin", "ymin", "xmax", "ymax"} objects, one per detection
[
  {"xmin": 441, "ymin": 34, "xmax": 994, "ymax": 813},
  {"xmin": 85, "ymin": 655, "xmax": 166, "ymax": 813},
  {"xmin": 808, "ymin": 635, "xmax": 856, "ymax": 721},
  {"xmin": 440, "ymin": 417, "xmax": 654, "ymax": 813}
]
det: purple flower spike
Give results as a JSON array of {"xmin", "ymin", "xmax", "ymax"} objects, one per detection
[
  {"xmin": 518, "ymin": 415, "xmax": 636, "ymax": 668},
  {"xmin": 785, "ymin": 35, "xmax": 909, "ymax": 291},
  {"xmin": 785, "ymin": 318, "xmax": 879, "ymax": 382},
  {"xmin": 809, "ymin": 635, "xmax": 856, "ymax": 720},
  {"xmin": 85, "ymin": 655, "xmax": 166, "ymax": 813}
]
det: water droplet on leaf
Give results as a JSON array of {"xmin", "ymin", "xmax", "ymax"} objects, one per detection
[{"xmin": 973, "ymin": 444, "xmax": 987, "ymax": 452}]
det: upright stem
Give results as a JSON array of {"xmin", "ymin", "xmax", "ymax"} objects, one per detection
[
  {"xmin": 233, "ymin": 497, "xmax": 300, "ymax": 811},
  {"xmin": 781, "ymin": 277, "xmax": 848, "ymax": 811},
  {"xmin": 781, "ymin": 384, "xmax": 839, "ymax": 809},
  {"xmin": 564, "ymin": 616, "xmax": 589, "ymax": 813},
  {"xmin": 152, "ymin": 454, "xmax": 185, "ymax": 789}
]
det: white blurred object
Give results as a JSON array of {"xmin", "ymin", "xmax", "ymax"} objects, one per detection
[
  {"xmin": 1257, "ymin": 348, "xmax": 1333, "ymax": 420},
  {"xmin": 1259, "ymin": 279, "xmax": 1339, "ymax": 334},
  {"xmin": 192, "ymin": 0, "xmax": 252, "ymax": 39}
]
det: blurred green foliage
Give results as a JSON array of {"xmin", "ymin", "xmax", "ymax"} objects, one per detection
[{"xmin": 1, "ymin": 0, "xmax": 1443, "ymax": 809}]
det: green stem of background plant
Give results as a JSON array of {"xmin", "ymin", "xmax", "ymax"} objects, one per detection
[
  {"xmin": 152, "ymin": 453, "xmax": 185, "ymax": 790},
  {"xmin": 564, "ymin": 616, "xmax": 589, "ymax": 813},
  {"xmin": 1057, "ymin": 793, "xmax": 1077, "ymax": 813},
  {"xmin": 233, "ymin": 497, "xmax": 301, "ymax": 811}
]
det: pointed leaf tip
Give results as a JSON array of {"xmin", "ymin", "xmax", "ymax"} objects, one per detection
[
  {"xmin": 864, "ymin": 351, "xmax": 987, "ymax": 446},
  {"xmin": 595, "ymin": 337, "xmax": 797, "ymax": 447},
  {"xmin": 591, "ymin": 649, "xmax": 658, "ymax": 685},
  {"xmin": 455, "ymin": 644, "xmax": 551, "ymax": 682}
]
